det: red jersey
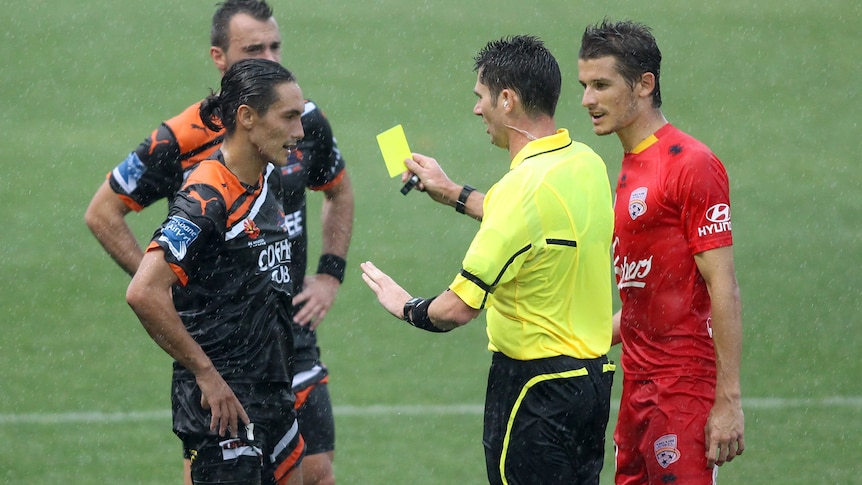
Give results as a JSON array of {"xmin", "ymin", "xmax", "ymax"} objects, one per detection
[{"xmin": 613, "ymin": 123, "xmax": 733, "ymax": 381}]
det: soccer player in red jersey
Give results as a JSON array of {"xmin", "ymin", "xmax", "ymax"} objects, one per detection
[{"xmin": 578, "ymin": 20, "xmax": 745, "ymax": 485}]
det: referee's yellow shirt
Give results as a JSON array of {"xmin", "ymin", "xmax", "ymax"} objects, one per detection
[{"xmin": 449, "ymin": 129, "xmax": 613, "ymax": 360}]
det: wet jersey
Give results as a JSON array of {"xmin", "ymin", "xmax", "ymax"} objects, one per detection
[
  {"xmin": 109, "ymin": 101, "xmax": 222, "ymax": 211},
  {"xmin": 449, "ymin": 129, "xmax": 614, "ymax": 361},
  {"xmin": 108, "ymin": 99, "xmax": 346, "ymax": 370},
  {"xmin": 613, "ymin": 123, "xmax": 733, "ymax": 381},
  {"xmin": 148, "ymin": 161, "xmax": 294, "ymax": 384},
  {"xmin": 277, "ymin": 101, "xmax": 346, "ymax": 370}
]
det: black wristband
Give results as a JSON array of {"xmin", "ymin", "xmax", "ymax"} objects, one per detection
[
  {"xmin": 402, "ymin": 296, "xmax": 449, "ymax": 332},
  {"xmin": 317, "ymin": 254, "xmax": 346, "ymax": 283},
  {"xmin": 455, "ymin": 184, "xmax": 475, "ymax": 214},
  {"xmin": 403, "ymin": 297, "xmax": 422, "ymax": 321}
]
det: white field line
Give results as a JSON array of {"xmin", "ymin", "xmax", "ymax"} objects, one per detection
[{"xmin": 1, "ymin": 397, "xmax": 860, "ymax": 425}]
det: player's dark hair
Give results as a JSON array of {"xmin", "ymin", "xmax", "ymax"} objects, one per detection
[
  {"xmin": 474, "ymin": 35, "xmax": 561, "ymax": 118},
  {"xmin": 200, "ymin": 58, "xmax": 296, "ymax": 135},
  {"xmin": 211, "ymin": 0, "xmax": 274, "ymax": 50},
  {"xmin": 579, "ymin": 19, "xmax": 663, "ymax": 108}
]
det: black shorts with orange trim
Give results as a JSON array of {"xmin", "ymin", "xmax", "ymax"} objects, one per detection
[
  {"xmin": 292, "ymin": 364, "xmax": 335, "ymax": 455},
  {"xmin": 173, "ymin": 380, "xmax": 305, "ymax": 485},
  {"xmin": 482, "ymin": 352, "xmax": 615, "ymax": 485}
]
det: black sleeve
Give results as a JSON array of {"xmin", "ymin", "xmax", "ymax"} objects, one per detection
[
  {"xmin": 300, "ymin": 101, "xmax": 346, "ymax": 189},
  {"xmin": 150, "ymin": 183, "xmax": 224, "ymax": 277},
  {"xmin": 108, "ymin": 123, "xmax": 185, "ymax": 209}
]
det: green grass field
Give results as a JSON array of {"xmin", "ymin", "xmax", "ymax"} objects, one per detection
[{"xmin": 1, "ymin": 1, "xmax": 860, "ymax": 483}]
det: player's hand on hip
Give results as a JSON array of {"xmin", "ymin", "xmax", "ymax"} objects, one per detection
[{"xmin": 196, "ymin": 369, "xmax": 249, "ymax": 438}]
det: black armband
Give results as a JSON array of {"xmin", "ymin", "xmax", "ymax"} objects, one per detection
[
  {"xmin": 402, "ymin": 296, "xmax": 450, "ymax": 332},
  {"xmin": 455, "ymin": 184, "xmax": 475, "ymax": 214},
  {"xmin": 317, "ymin": 254, "xmax": 346, "ymax": 283}
]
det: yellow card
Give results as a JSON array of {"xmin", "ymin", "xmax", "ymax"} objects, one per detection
[{"xmin": 376, "ymin": 124, "xmax": 412, "ymax": 178}]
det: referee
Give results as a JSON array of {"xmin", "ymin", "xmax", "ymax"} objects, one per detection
[{"xmin": 361, "ymin": 35, "xmax": 615, "ymax": 484}]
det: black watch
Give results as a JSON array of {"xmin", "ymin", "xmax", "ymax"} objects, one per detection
[
  {"xmin": 403, "ymin": 297, "xmax": 423, "ymax": 322},
  {"xmin": 455, "ymin": 184, "xmax": 475, "ymax": 214}
]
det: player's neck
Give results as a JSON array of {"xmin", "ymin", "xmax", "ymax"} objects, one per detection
[
  {"xmin": 618, "ymin": 109, "xmax": 667, "ymax": 153},
  {"xmin": 221, "ymin": 142, "xmax": 266, "ymax": 187}
]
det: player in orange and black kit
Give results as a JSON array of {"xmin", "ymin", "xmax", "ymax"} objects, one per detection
[
  {"xmin": 86, "ymin": 2, "xmax": 352, "ymax": 484},
  {"xmin": 128, "ymin": 59, "xmax": 307, "ymax": 485},
  {"xmin": 102, "ymin": 99, "xmax": 345, "ymax": 474},
  {"xmin": 165, "ymin": 155, "xmax": 305, "ymax": 485}
]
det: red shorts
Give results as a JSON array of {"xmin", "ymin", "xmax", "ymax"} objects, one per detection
[{"xmin": 614, "ymin": 376, "xmax": 718, "ymax": 485}]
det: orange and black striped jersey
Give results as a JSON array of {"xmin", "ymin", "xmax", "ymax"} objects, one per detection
[
  {"xmin": 108, "ymin": 98, "xmax": 346, "ymax": 370},
  {"xmin": 148, "ymin": 160, "xmax": 294, "ymax": 384},
  {"xmin": 109, "ymin": 101, "xmax": 222, "ymax": 212},
  {"xmin": 108, "ymin": 98, "xmax": 344, "ymax": 214}
]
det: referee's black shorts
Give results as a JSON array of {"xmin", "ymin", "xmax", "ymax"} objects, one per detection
[{"xmin": 482, "ymin": 352, "xmax": 615, "ymax": 485}]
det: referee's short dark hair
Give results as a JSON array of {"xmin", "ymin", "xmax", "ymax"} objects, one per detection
[{"xmin": 474, "ymin": 35, "xmax": 562, "ymax": 118}]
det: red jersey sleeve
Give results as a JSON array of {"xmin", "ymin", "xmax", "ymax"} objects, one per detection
[{"xmin": 667, "ymin": 143, "xmax": 733, "ymax": 255}]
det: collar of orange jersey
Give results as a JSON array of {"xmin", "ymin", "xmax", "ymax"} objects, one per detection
[{"xmin": 510, "ymin": 128, "xmax": 571, "ymax": 170}]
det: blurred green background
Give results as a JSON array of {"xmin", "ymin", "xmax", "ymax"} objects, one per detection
[{"xmin": 1, "ymin": 0, "xmax": 859, "ymax": 483}]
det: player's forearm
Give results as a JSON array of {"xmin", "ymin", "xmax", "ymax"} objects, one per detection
[
  {"xmin": 611, "ymin": 310, "xmax": 622, "ymax": 346},
  {"xmin": 321, "ymin": 174, "xmax": 354, "ymax": 258},
  {"xmin": 126, "ymin": 259, "xmax": 215, "ymax": 376},
  {"xmin": 130, "ymin": 295, "xmax": 209, "ymax": 371},
  {"xmin": 95, "ymin": 223, "xmax": 144, "ymax": 276},
  {"xmin": 711, "ymin": 305, "xmax": 743, "ymax": 401},
  {"xmin": 696, "ymin": 247, "xmax": 743, "ymax": 400},
  {"xmin": 85, "ymin": 182, "xmax": 142, "ymax": 276},
  {"xmin": 708, "ymin": 278, "xmax": 743, "ymax": 401}
]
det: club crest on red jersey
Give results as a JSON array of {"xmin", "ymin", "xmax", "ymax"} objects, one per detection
[{"xmin": 628, "ymin": 187, "xmax": 648, "ymax": 220}]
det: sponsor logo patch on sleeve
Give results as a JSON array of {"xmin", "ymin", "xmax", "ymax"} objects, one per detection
[
  {"xmin": 158, "ymin": 216, "xmax": 201, "ymax": 260},
  {"xmin": 697, "ymin": 203, "xmax": 732, "ymax": 237},
  {"xmin": 112, "ymin": 152, "xmax": 146, "ymax": 194}
]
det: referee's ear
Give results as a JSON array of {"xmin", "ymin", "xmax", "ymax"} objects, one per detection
[{"xmin": 499, "ymin": 89, "xmax": 519, "ymax": 113}]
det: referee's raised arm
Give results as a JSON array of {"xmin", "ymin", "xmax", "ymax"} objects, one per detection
[{"xmin": 402, "ymin": 154, "xmax": 485, "ymax": 221}]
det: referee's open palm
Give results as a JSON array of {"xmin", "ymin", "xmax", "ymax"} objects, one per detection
[{"xmin": 361, "ymin": 261, "xmax": 411, "ymax": 319}]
